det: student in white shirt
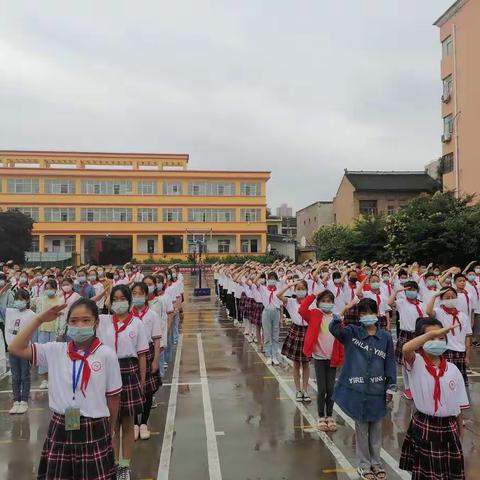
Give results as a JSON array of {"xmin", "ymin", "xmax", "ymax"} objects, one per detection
[
  {"xmin": 5, "ymin": 289, "xmax": 36, "ymax": 414},
  {"xmin": 98, "ymin": 285, "xmax": 148, "ymax": 479},
  {"xmin": 356, "ymin": 274, "xmax": 391, "ymax": 330},
  {"xmin": 400, "ymin": 317, "xmax": 468, "ymax": 480},
  {"xmin": 8, "ymin": 298, "xmax": 122, "ymax": 480}
]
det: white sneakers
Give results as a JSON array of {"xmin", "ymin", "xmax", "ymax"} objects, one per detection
[
  {"xmin": 266, "ymin": 358, "xmax": 273, "ymax": 366},
  {"xmin": 272, "ymin": 358, "xmax": 280, "ymax": 366},
  {"xmin": 9, "ymin": 401, "xmax": 28, "ymax": 414},
  {"xmin": 139, "ymin": 424, "xmax": 151, "ymax": 440},
  {"xmin": 134, "ymin": 424, "xmax": 140, "ymax": 441},
  {"xmin": 39, "ymin": 380, "xmax": 49, "ymax": 390}
]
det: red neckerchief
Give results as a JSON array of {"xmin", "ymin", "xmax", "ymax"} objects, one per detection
[
  {"xmin": 440, "ymin": 305, "xmax": 462, "ymax": 334},
  {"xmin": 133, "ymin": 305, "xmax": 149, "ymax": 320},
  {"xmin": 407, "ymin": 298, "xmax": 424, "ymax": 317},
  {"xmin": 112, "ymin": 313, "xmax": 134, "ymax": 352},
  {"xmin": 457, "ymin": 289, "xmax": 470, "ymax": 310},
  {"xmin": 147, "ymin": 294, "xmax": 156, "ymax": 302},
  {"xmin": 384, "ymin": 282, "xmax": 392, "ymax": 296},
  {"xmin": 469, "ymin": 281, "xmax": 479, "ymax": 300},
  {"xmin": 89, "ymin": 281, "xmax": 98, "ymax": 286},
  {"xmin": 420, "ymin": 350, "xmax": 447, "ymax": 414},
  {"xmin": 80, "ymin": 283, "xmax": 87, "ymax": 297},
  {"xmin": 349, "ymin": 283, "xmax": 356, "ymax": 300},
  {"xmin": 334, "ymin": 284, "xmax": 342, "ymax": 297},
  {"xmin": 372, "ymin": 290, "xmax": 381, "ymax": 307},
  {"xmin": 267, "ymin": 286, "xmax": 276, "ymax": 303},
  {"xmin": 67, "ymin": 338, "xmax": 102, "ymax": 397},
  {"xmin": 63, "ymin": 290, "xmax": 74, "ymax": 302}
]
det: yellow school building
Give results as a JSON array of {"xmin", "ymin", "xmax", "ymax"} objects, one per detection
[{"xmin": 0, "ymin": 151, "xmax": 270, "ymax": 264}]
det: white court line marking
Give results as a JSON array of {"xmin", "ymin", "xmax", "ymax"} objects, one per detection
[
  {"xmin": 282, "ymin": 355, "xmax": 409, "ymax": 480},
  {"xmin": 250, "ymin": 342, "xmax": 357, "ymax": 480},
  {"xmin": 157, "ymin": 334, "xmax": 183, "ymax": 480},
  {"xmin": 197, "ymin": 333, "xmax": 222, "ymax": 480},
  {"xmin": 161, "ymin": 382, "xmax": 202, "ymax": 387}
]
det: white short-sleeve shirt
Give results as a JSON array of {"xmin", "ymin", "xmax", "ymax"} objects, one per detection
[
  {"xmin": 134, "ymin": 307, "xmax": 162, "ymax": 343},
  {"xmin": 363, "ymin": 290, "xmax": 391, "ymax": 316},
  {"xmin": 395, "ymin": 298, "xmax": 425, "ymax": 332},
  {"xmin": 5, "ymin": 308, "xmax": 36, "ymax": 346},
  {"xmin": 32, "ymin": 341, "xmax": 122, "ymax": 418},
  {"xmin": 97, "ymin": 314, "xmax": 149, "ymax": 359},
  {"xmin": 257, "ymin": 284, "xmax": 282, "ymax": 309},
  {"xmin": 434, "ymin": 307, "xmax": 472, "ymax": 352},
  {"xmin": 406, "ymin": 353, "xmax": 469, "ymax": 416},
  {"xmin": 284, "ymin": 298, "xmax": 306, "ymax": 326}
]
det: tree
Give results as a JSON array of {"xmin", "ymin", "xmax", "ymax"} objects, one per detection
[
  {"xmin": 0, "ymin": 210, "xmax": 34, "ymax": 264},
  {"xmin": 349, "ymin": 215, "xmax": 389, "ymax": 263},
  {"xmin": 313, "ymin": 224, "xmax": 355, "ymax": 260},
  {"xmin": 384, "ymin": 191, "xmax": 480, "ymax": 265}
]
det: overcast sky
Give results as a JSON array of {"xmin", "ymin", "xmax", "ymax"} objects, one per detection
[{"xmin": 0, "ymin": 0, "xmax": 453, "ymax": 211}]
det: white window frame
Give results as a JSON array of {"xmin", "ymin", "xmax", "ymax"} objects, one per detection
[
  {"xmin": 442, "ymin": 36, "xmax": 453, "ymax": 58},
  {"xmin": 44, "ymin": 208, "xmax": 76, "ymax": 222},
  {"xmin": 137, "ymin": 208, "xmax": 158, "ymax": 222},
  {"xmin": 138, "ymin": 180, "xmax": 157, "ymax": 195},
  {"xmin": 240, "ymin": 182, "xmax": 260, "ymax": 196},
  {"xmin": 218, "ymin": 239, "xmax": 230, "ymax": 253},
  {"xmin": 45, "ymin": 179, "xmax": 76, "ymax": 194},
  {"xmin": 163, "ymin": 208, "xmax": 182, "ymax": 222},
  {"xmin": 163, "ymin": 182, "xmax": 182, "ymax": 195},
  {"xmin": 7, "ymin": 178, "xmax": 40, "ymax": 194}
]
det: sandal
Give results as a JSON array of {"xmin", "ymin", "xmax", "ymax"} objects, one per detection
[
  {"xmin": 371, "ymin": 466, "xmax": 387, "ymax": 480},
  {"xmin": 357, "ymin": 467, "xmax": 376, "ymax": 480},
  {"xmin": 317, "ymin": 417, "xmax": 329, "ymax": 432},
  {"xmin": 326, "ymin": 417, "xmax": 338, "ymax": 432}
]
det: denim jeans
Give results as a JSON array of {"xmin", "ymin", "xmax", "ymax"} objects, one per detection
[
  {"xmin": 165, "ymin": 324, "xmax": 175, "ymax": 364},
  {"xmin": 9, "ymin": 354, "xmax": 31, "ymax": 402},
  {"xmin": 262, "ymin": 307, "xmax": 280, "ymax": 360},
  {"xmin": 158, "ymin": 349, "xmax": 165, "ymax": 377},
  {"xmin": 173, "ymin": 312, "xmax": 180, "ymax": 344}
]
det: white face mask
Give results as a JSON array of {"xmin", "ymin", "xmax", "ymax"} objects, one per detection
[
  {"xmin": 111, "ymin": 301, "xmax": 129, "ymax": 315},
  {"xmin": 443, "ymin": 298, "xmax": 458, "ymax": 309}
]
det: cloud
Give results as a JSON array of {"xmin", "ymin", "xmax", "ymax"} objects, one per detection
[{"xmin": 0, "ymin": 0, "xmax": 453, "ymax": 210}]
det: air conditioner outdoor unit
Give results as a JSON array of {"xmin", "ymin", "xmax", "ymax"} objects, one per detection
[
  {"xmin": 442, "ymin": 133, "xmax": 452, "ymax": 143},
  {"xmin": 441, "ymin": 93, "xmax": 451, "ymax": 103}
]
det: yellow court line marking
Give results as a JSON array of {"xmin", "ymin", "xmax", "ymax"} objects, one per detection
[
  {"xmin": 0, "ymin": 440, "xmax": 12, "ymax": 444},
  {"xmin": 0, "ymin": 408, "xmax": 44, "ymax": 413},
  {"xmin": 323, "ymin": 468, "xmax": 357, "ymax": 474}
]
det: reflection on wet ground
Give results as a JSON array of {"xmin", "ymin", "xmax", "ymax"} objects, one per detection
[{"xmin": 0, "ymin": 274, "xmax": 479, "ymax": 479}]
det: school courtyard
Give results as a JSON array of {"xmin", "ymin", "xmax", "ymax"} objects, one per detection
[{"xmin": 0, "ymin": 274, "xmax": 479, "ymax": 480}]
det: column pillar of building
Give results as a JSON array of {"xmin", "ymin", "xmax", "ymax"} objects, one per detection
[
  {"xmin": 182, "ymin": 234, "xmax": 188, "ymax": 254},
  {"xmin": 157, "ymin": 234, "xmax": 163, "ymax": 254},
  {"xmin": 75, "ymin": 234, "xmax": 81, "ymax": 266},
  {"xmin": 39, "ymin": 234, "xmax": 46, "ymax": 253},
  {"xmin": 260, "ymin": 232, "xmax": 267, "ymax": 255},
  {"xmin": 236, "ymin": 233, "xmax": 242, "ymax": 254},
  {"xmin": 132, "ymin": 234, "xmax": 138, "ymax": 259}
]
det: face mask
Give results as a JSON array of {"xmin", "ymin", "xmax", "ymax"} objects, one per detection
[
  {"xmin": 132, "ymin": 297, "xmax": 146, "ymax": 307},
  {"xmin": 98, "ymin": 274, "xmax": 105, "ymax": 280},
  {"xmin": 318, "ymin": 302, "xmax": 333, "ymax": 313},
  {"xmin": 365, "ymin": 271, "xmax": 372, "ymax": 277},
  {"xmin": 78, "ymin": 277, "xmax": 86, "ymax": 284},
  {"xmin": 114, "ymin": 275, "xmax": 119, "ymax": 280},
  {"xmin": 20, "ymin": 276, "xmax": 28, "ymax": 283},
  {"xmin": 267, "ymin": 280, "xmax": 276, "ymax": 287},
  {"xmin": 13, "ymin": 300, "xmax": 27, "ymax": 310},
  {"xmin": 475, "ymin": 268, "xmax": 480, "ymax": 275},
  {"xmin": 295, "ymin": 290, "xmax": 307, "ymax": 299},
  {"xmin": 111, "ymin": 301, "xmax": 129, "ymax": 315},
  {"xmin": 467, "ymin": 274, "xmax": 476, "ymax": 282},
  {"xmin": 333, "ymin": 278, "xmax": 342, "ymax": 284},
  {"xmin": 382, "ymin": 275, "xmax": 390, "ymax": 282},
  {"xmin": 45, "ymin": 290, "xmax": 56, "ymax": 298},
  {"xmin": 98, "ymin": 270, "xmax": 104, "ymax": 275},
  {"xmin": 434, "ymin": 270, "xmax": 441, "ymax": 276},
  {"xmin": 423, "ymin": 339, "xmax": 448, "ymax": 357},
  {"xmin": 148, "ymin": 286, "xmax": 156, "ymax": 295},
  {"xmin": 35, "ymin": 275, "xmax": 42, "ymax": 281},
  {"xmin": 88, "ymin": 276, "xmax": 96, "ymax": 282},
  {"xmin": 370, "ymin": 282, "xmax": 380, "ymax": 290},
  {"xmin": 426, "ymin": 279, "xmax": 437, "ymax": 288},
  {"xmin": 157, "ymin": 282, "xmax": 164, "ymax": 290},
  {"xmin": 62, "ymin": 285, "xmax": 72, "ymax": 293},
  {"xmin": 172, "ymin": 273, "xmax": 177, "ymax": 279},
  {"xmin": 167, "ymin": 274, "xmax": 172, "ymax": 281},
  {"xmin": 405, "ymin": 290, "xmax": 418, "ymax": 300},
  {"xmin": 399, "ymin": 279, "xmax": 407, "ymax": 285},
  {"xmin": 67, "ymin": 326, "xmax": 95, "ymax": 343},
  {"xmin": 443, "ymin": 298, "xmax": 457, "ymax": 309},
  {"xmin": 0, "ymin": 279, "xmax": 5, "ymax": 287},
  {"xmin": 360, "ymin": 315, "xmax": 378, "ymax": 326},
  {"xmin": 444, "ymin": 278, "xmax": 452, "ymax": 285}
]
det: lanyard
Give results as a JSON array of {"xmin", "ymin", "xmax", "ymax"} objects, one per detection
[{"xmin": 71, "ymin": 344, "xmax": 91, "ymax": 400}]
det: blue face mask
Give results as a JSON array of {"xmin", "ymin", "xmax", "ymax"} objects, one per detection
[
  {"xmin": 148, "ymin": 286, "xmax": 156, "ymax": 295},
  {"xmin": 78, "ymin": 277, "xmax": 86, "ymax": 284},
  {"xmin": 370, "ymin": 282, "xmax": 380, "ymax": 290},
  {"xmin": 426, "ymin": 279, "xmax": 437, "ymax": 288},
  {"xmin": 423, "ymin": 339, "xmax": 448, "ymax": 357},
  {"xmin": 405, "ymin": 290, "xmax": 418, "ymax": 300},
  {"xmin": 132, "ymin": 297, "xmax": 146, "ymax": 307},
  {"xmin": 13, "ymin": 300, "xmax": 27, "ymax": 310},
  {"xmin": 45, "ymin": 290, "xmax": 56, "ymax": 298},
  {"xmin": 295, "ymin": 290, "xmax": 307, "ymax": 299},
  {"xmin": 319, "ymin": 303, "xmax": 333, "ymax": 313},
  {"xmin": 360, "ymin": 315, "xmax": 378, "ymax": 326},
  {"xmin": 67, "ymin": 326, "xmax": 95, "ymax": 343}
]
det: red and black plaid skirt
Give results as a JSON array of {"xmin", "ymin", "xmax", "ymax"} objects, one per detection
[
  {"xmin": 281, "ymin": 324, "xmax": 310, "ymax": 363},
  {"xmin": 400, "ymin": 411, "xmax": 465, "ymax": 479},
  {"xmin": 238, "ymin": 293, "xmax": 248, "ymax": 319},
  {"xmin": 119, "ymin": 357, "xmax": 144, "ymax": 418},
  {"xmin": 251, "ymin": 301, "xmax": 264, "ymax": 327},
  {"xmin": 444, "ymin": 349, "xmax": 468, "ymax": 386},
  {"xmin": 395, "ymin": 330, "xmax": 415, "ymax": 366},
  {"xmin": 377, "ymin": 315, "xmax": 388, "ymax": 329},
  {"xmin": 242, "ymin": 297, "xmax": 254, "ymax": 322},
  {"xmin": 38, "ymin": 413, "xmax": 115, "ymax": 480},
  {"xmin": 144, "ymin": 342, "xmax": 162, "ymax": 396}
]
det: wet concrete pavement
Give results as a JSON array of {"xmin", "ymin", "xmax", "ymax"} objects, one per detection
[{"xmin": 1, "ymin": 274, "xmax": 480, "ymax": 479}]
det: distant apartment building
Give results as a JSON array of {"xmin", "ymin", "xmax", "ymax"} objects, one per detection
[
  {"xmin": 434, "ymin": 0, "xmax": 480, "ymax": 198},
  {"xmin": 276, "ymin": 203, "xmax": 293, "ymax": 218},
  {"xmin": 333, "ymin": 170, "xmax": 438, "ymax": 225},
  {"xmin": 296, "ymin": 201, "xmax": 334, "ymax": 245}
]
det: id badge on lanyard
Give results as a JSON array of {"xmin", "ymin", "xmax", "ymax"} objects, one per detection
[{"xmin": 65, "ymin": 353, "xmax": 86, "ymax": 431}]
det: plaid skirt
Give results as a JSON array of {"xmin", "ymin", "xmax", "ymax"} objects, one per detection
[
  {"xmin": 378, "ymin": 315, "xmax": 388, "ymax": 329},
  {"xmin": 38, "ymin": 413, "xmax": 115, "ymax": 480},
  {"xmin": 144, "ymin": 342, "xmax": 162, "ymax": 396},
  {"xmin": 238, "ymin": 293, "xmax": 248, "ymax": 319},
  {"xmin": 395, "ymin": 330, "xmax": 415, "ymax": 366},
  {"xmin": 281, "ymin": 324, "xmax": 310, "ymax": 363},
  {"xmin": 119, "ymin": 358, "xmax": 144, "ymax": 418},
  {"xmin": 400, "ymin": 411, "xmax": 465, "ymax": 479},
  {"xmin": 243, "ymin": 297, "xmax": 255, "ymax": 322},
  {"xmin": 343, "ymin": 304, "xmax": 360, "ymax": 325},
  {"xmin": 444, "ymin": 349, "xmax": 468, "ymax": 386},
  {"xmin": 251, "ymin": 301, "xmax": 264, "ymax": 327}
]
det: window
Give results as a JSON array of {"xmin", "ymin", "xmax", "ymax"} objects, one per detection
[
  {"xmin": 163, "ymin": 182, "xmax": 182, "ymax": 195},
  {"xmin": 442, "ymin": 35, "xmax": 453, "ymax": 58},
  {"xmin": 218, "ymin": 239, "xmax": 230, "ymax": 253},
  {"xmin": 441, "ymin": 153, "xmax": 454, "ymax": 174},
  {"xmin": 44, "ymin": 208, "xmax": 76, "ymax": 222},
  {"xmin": 137, "ymin": 208, "xmax": 158, "ymax": 222},
  {"xmin": 45, "ymin": 179, "xmax": 75, "ymax": 194},
  {"xmin": 147, "ymin": 239, "xmax": 155, "ymax": 254},
  {"xmin": 188, "ymin": 182, "xmax": 235, "ymax": 196},
  {"xmin": 138, "ymin": 180, "xmax": 157, "ymax": 195},
  {"xmin": 187, "ymin": 209, "xmax": 236, "ymax": 222},
  {"xmin": 443, "ymin": 114, "xmax": 454, "ymax": 137},
  {"xmin": 387, "ymin": 205, "xmax": 395, "ymax": 215},
  {"xmin": 80, "ymin": 208, "xmax": 132, "ymax": 222},
  {"xmin": 163, "ymin": 208, "xmax": 182, "ymax": 222},
  {"xmin": 81, "ymin": 180, "xmax": 132, "ymax": 195},
  {"xmin": 240, "ymin": 182, "xmax": 260, "ymax": 196},
  {"xmin": 241, "ymin": 239, "xmax": 258, "ymax": 253},
  {"xmin": 52, "ymin": 239, "xmax": 61, "ymax": 252},
  {"xmin": 8, "ymin": 207, "xmax": 39, "ymax": 222},
  {"xmin": 442, "ymin": 74, "xmax": 453, "ymax": 98},
  {"xmin": 163, "ymin": 235, "xmax": 183, "ymax": 253},
  {"xmin": 359, "ymin": 200, "xmax": 377, "ymax": 216},
  {"xmin": 240, "ymin": 208, "xmax": 261, "ymax": 222},
  {"xmin": 267, "ymin": 225, "xmax": 279, "ymax": 234},
  {"xmin": 64, "ymin": 237, "xmax": 76, "ymax": 253},
  {"xmin": 30, "ymin": 236, "xmax": 39, "ymax": 252},
  {"xmin": 7, "ymin": 178, "xmax": 39, "ymax": 193}
]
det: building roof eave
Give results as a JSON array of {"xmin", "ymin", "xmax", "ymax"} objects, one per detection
[{"xmin": 433, "ymin": 0, "xmax": 468, "ymax": 27}]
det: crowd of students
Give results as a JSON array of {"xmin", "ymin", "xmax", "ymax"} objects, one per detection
[
  {"xmin": 214, "ymin": 259, "xmax": 476, "ymax": 480},
  {"xmin": 0, "ymin": 260, "xmax": 183, "ymax": 480}
]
